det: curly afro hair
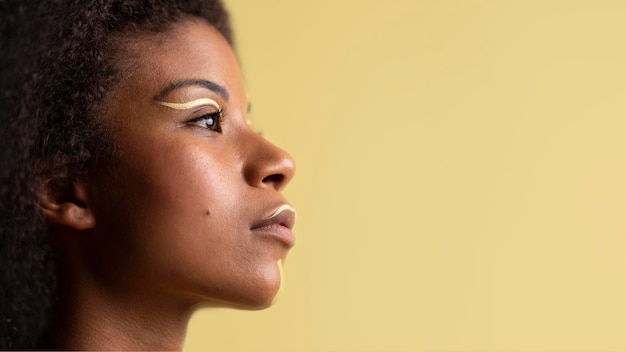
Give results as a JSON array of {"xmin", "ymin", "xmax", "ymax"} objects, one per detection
[{"xmin": 0, "ymin": 0, "xmax": 232, "ymax": 349}]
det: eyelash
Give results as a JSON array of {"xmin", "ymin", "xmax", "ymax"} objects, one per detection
[{"xmin": 186, "ymin": 109, "xmax": 224, "ymax": 132}]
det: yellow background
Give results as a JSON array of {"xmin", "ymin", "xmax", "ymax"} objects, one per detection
[{"xmin": 185, "ymin": 1, "xmax": 626, "ymax": 351}]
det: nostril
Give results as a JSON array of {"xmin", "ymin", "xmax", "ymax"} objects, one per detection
[{"xmin": 262, "ymin": 173, "xmax": 284, "ymax": 187}]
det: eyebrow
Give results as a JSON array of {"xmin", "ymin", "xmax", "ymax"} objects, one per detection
[{"xmin": 154, "ymin": 79, "xmax": 229, "ymax": 101}]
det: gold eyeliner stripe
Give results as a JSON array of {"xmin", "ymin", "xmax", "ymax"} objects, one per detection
[{"xmin": 157, "ymin": 98, "xmax": 220, "ymax": 110}]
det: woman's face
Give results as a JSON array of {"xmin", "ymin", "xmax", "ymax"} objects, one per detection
[{"xmin": 83, "ymin": 19, "xmax": 295, "ymax": 309}]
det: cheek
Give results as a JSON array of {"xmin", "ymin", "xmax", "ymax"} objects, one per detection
[
  {"xmin": 88, "ymin": 132, "xmax": 280, "ymax": 306},
  {"xmin": 113, "ymin": 128, "xmax": 234, "ymax": 214},
  {"xmin": 112, "ymin": 135, "xmax": 241, "ymax": 250}
]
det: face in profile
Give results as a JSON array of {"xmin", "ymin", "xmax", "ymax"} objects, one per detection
[{"xmin": 78, "ymin": 19, "xmax": 296, "ymax": 310}]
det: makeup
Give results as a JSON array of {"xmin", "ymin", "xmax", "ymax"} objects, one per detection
[
  {"xmin": 156, "ymin": 97, "xmax": 220, "ymax": 110},
  {"xmin": 268, "ymin": 204, "xmax": 296, "ymax": 220},
  {"xmin": 271, "ymin": 259, "xmax": 284, "ymax": 305}
]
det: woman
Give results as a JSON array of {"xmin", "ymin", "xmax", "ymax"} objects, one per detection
[{"xmin": 0, "ymin": 0, "xmax": 296, "ymax": 350}]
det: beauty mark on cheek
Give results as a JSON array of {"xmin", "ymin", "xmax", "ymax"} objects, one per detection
[
  {"xmin": 271, "ymin": 259, "xmax": 285, "ymax": 305},
  {"xmin": 156, "ymin": 97, "xmax": 220, "ymax": 110}
]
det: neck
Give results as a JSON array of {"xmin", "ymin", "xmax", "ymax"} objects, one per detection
[{"xmin": 44, "ymin": 267, "xmax": 194, "ymax": 351}]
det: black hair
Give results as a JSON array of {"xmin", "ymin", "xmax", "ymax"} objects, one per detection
[{"xmin": 0, "ymin": 0, "xmax": 232, "ymax": 348}]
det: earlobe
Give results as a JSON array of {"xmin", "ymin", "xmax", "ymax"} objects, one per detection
[{"xmin": 38, "ymin": 181, "xmax": 95, "ymax": 230}]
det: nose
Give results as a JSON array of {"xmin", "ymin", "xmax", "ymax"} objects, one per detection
[{"xmin": 243, "ymin": 133, "xmax": 295, "ymax": 191}]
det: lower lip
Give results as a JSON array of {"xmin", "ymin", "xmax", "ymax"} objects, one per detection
[{"xmin": 251, "ymin": 224, "xmax": 295, "ymax": 248}]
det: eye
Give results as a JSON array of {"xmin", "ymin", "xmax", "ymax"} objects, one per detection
[{"xmin": 187, "ymin": 110, "xmax": 223, "ymax": 132}]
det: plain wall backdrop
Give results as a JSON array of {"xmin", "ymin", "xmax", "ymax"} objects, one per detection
[{"xmin": 185, "ymin": 1, "xmax": 626, "ymax": 351}]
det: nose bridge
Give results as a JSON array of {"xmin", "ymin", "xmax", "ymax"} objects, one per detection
[{"xmin": 242, "ymin": 131, "xmax": 295, "ymax": 191}]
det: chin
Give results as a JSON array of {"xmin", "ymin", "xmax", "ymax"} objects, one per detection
[
  {"xmin": 194, "ymin": 264, "xmax": 283, "ymax": 310},
  {"xmin": 233, "ymin": 275, "xmax": 283, "ymax": 310}
]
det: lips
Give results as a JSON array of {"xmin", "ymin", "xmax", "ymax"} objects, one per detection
[{"xmin": 250, "ymin": 204, "xmax": 296, "ymax": 248}]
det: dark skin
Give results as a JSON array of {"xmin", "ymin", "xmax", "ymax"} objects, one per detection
[{"xmin": 39, "ymin": 19, "xmax": 295, "ymax": 351}]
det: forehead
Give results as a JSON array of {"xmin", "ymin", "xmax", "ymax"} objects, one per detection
[{"xmin": 110, "ymin": 19, "xmax": 244, "ymax": 103}]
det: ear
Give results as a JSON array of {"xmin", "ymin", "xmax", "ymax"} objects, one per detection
[{"xmin": 38, "ymin": 180, "xmax": 96, "ymax": 230}]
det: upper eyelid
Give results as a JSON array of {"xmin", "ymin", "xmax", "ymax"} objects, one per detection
[{"xmin": 156, "ymin": 98, "xmax": 221, "ymax": 110}]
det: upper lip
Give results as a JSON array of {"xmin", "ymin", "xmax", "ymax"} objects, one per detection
[{"xmin": 251, "ymin": 204, "xmax": 296, "ymax": 231}]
